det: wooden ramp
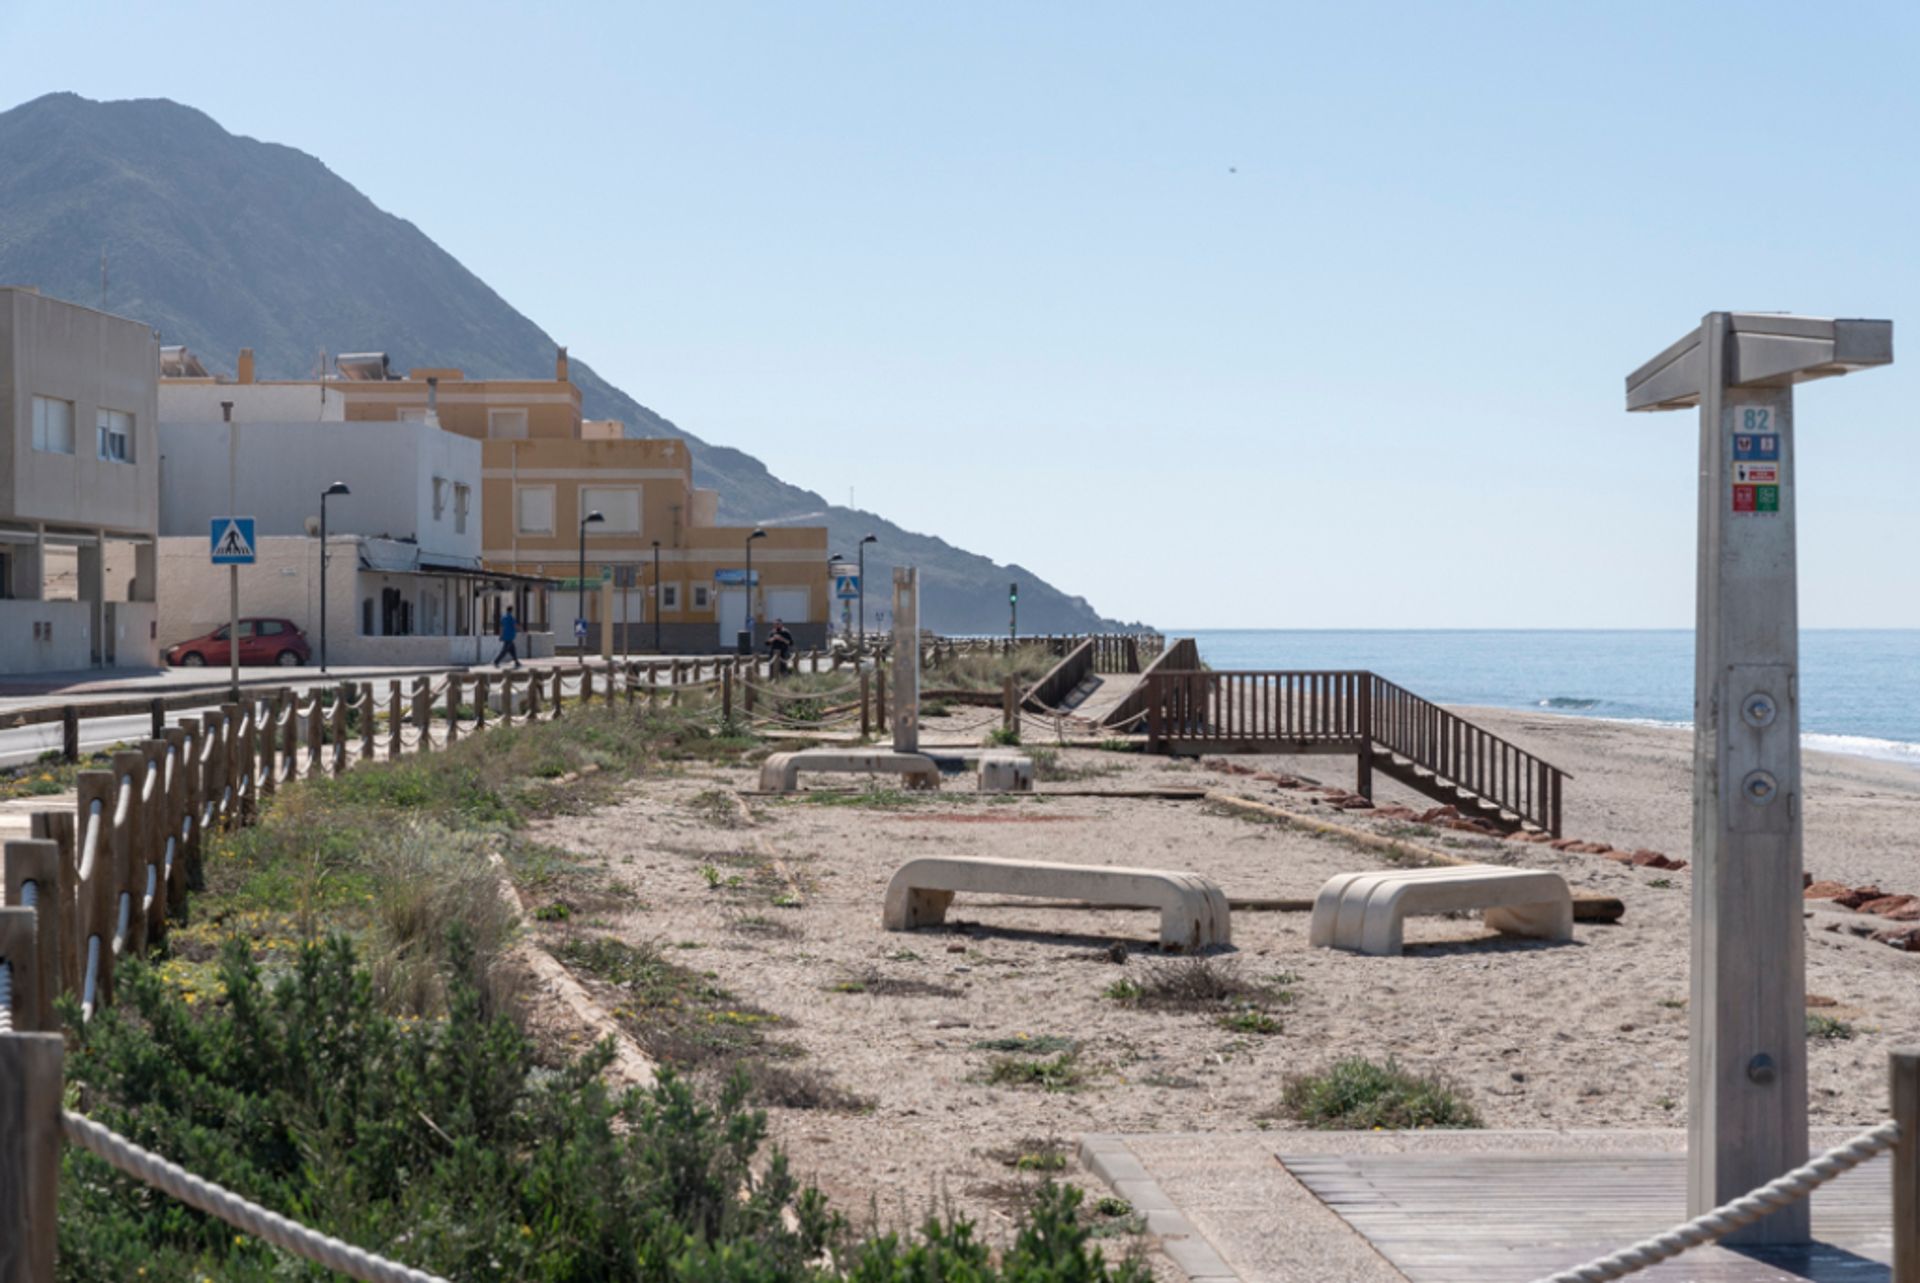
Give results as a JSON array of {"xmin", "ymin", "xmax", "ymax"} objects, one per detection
[
  {"xmin": 1143, "ymin": 667, "xmax": 1570, "ymax": 835},
  {"xmin": 1283, "ymin": 1149, "xmax": 1892, "ymax": 1282}
]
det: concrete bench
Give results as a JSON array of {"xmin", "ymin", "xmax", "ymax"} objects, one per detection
[
  {"xmin": 758, "ymin": 748, "xmax": 940, "ymax": 794},
  {"xmin": 978, "ymin": 753, "xmax": 1034, "ymax": 793},
  {"xmin": 1310, "ymin": 865, "xmax": 1573, "ymax": 956},
  {"xmin": 883, "ymin": 856, "xmax": 1230, "ymax": 952}
]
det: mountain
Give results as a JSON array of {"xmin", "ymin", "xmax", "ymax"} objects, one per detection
[{"xmin": 0, "ymin": 92, "xmax": 1140, "ymax": 634}]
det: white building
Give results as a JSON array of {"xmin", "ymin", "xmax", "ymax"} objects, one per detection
[
  {"xmin": 156, "ymin": 373, "xmax": 553, "ymax": 665},
  {"xmin": 0, "ymin": 287, "xmax": 160, "ymax": 673}
]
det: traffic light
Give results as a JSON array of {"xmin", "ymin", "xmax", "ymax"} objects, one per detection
[{"xmin": 1009, "ymin": 582, "xmax": 1018, "ymax": 603}]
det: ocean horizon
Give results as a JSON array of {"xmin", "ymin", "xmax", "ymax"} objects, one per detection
[{"xmin": 1174, "ymin": 629, "xmax": 1920, "ymax": 769}]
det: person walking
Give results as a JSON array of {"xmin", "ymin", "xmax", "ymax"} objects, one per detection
[
  {"xmin": 766, "ymin": 619, "xmax": 794, "ymax": 675},
  {"xmin": 494, "ymin": 606, "xmax": 523, "ymax": 669}
]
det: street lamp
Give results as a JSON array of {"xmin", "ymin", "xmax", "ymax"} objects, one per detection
[
  {"xmin": 745, "ymin": 528, "xmax": 767, "ymax": 651},
  {"xmin": 857, "ymin": 533, "xmax": 877, "ymax": 647},
  {"xmin": 578, "ymin": 509, "xmax": 605, "ymax": 663},
  {"xmin": 318, "ymin": 481, "xmax": 351, "ymax": 672},
  {"xmin": 651, "ymin": 539, "xmax": 662, "ymax": 653}
]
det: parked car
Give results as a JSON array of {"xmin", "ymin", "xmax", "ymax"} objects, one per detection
[{"xmin": 166, "ymin": 618, "xmax": 311, "ymax": 668}]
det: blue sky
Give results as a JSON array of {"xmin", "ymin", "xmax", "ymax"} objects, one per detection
[{"xmin": 7, "ymin": 1, "xmax": 1919, "ymax": 628}]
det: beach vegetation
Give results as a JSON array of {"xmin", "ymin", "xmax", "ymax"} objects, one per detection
[
  {"xmin": 985, "ymin": 725, "xmax": 1021, "ymax": 746},
  {"xmin": 1806, "ymin": 1013, "xmax": 1856, "ymax": 1041},
  {"xmin": 1276, "ymin": 1057, "xmax": 1481, "ymax": 1130},
  {"xmin": 61, "ymin": 934, "xmax": 1130, "ymax": 1282},
  {"xmin": 986, "ymin": 1050, "xmax": 1087, "ymax": 1092}
]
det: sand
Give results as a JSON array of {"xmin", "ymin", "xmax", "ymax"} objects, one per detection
[{"xmin": 524, "ymin": 710, "xmax": 1920, "ymax": 1244}]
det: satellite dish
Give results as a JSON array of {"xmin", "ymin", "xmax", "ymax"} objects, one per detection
[{"xmin": 304, "ymin": 516, "xmax": 321, "ymax": 537}]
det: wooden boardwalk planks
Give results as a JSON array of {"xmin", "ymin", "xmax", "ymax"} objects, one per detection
[{"xmin": 1281, "ymin": 1150, "xmax": 1892, "ymax": 1282}]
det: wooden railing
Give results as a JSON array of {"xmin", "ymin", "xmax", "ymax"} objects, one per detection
[
  {"xmin": 1368, "ymin": 675, "xmax": 1564, "ymax": 838},
  {"xmin": 918, "ymin": 634, "xmax": 1156, "ymax": 674},
  {"xmin": 1022, "ymin": 639, "xmax": 1097, "ymax": 712},
  {"xmin": 1146, "ymin": 670, "xmax": 1369, "ymax": 745},
  {"xmin": 1143, "ymin": 669, "xmax": 1567, "ymax": 834},
  {"xmin": 1098, "ymin": 636, "xmax": 1199, "ymax": 730}
]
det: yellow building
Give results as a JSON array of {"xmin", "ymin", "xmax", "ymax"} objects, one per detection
[{"xmin": 162, "ymin": 347, "xmax": 829, "ymax": 653}]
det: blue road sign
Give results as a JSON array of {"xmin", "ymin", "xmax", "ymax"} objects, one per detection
[
  {"xmin": 210, "ymin": 516, "xmax": 257, "ymax": 565},
  {"xmin": 834, "ymin": 574, "xmax": 861, "ymax": 600}
]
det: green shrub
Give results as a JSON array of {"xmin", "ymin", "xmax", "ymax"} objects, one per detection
[
  {"xmin": 1807, "ymin": 1013, "xmax": 1856, "ymax": 1041},
  {"xmin": 1277, "ymin": 1057, "xmax": 1480, "ymax": 1130},
  {"xmin": 985, "ymin": 726, "xmax": 1021, "ymax": 747},
  {"xmin": 60, "ymin": 936, "xmax": 1143, "ymax": 1283}
]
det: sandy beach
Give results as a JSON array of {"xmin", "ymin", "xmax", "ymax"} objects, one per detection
[{"xmin": 526, "ymin": 707, "xmax": 1920, "ymax": 1240}]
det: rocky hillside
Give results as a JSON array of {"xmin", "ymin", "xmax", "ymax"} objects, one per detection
[{"xmin": 0, "ymin": 92, "xmax": 1136, "ymax": 633}]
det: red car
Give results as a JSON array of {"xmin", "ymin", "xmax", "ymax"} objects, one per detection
[{"xmin": 166, "ymin": 618, "xmax": 311, "ymax": 668}]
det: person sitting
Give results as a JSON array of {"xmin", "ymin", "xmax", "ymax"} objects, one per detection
[{"xmin": 766, "ymin": 619, "xmax": 795, "ymax": 671}]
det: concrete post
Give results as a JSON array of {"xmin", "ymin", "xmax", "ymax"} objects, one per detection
[
  {"xmin": 891, "ymin": 567, "xmax": 920, "ymax": 753},
  {"xmin": 1627, "ymin": 312, "xmax": 1892, "ymax": 1243}
]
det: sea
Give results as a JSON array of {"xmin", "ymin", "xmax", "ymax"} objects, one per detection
[{"xmin": 1181, "ymin": 630, "xmax": 1920, "ymax": 770}]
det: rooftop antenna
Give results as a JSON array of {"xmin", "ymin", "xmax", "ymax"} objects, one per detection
[{"xmin": 99, "ymin": 244, "xmax": 107, "ymax": 310}]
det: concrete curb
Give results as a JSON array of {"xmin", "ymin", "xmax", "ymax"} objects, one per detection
[{"xmin": 1078, "ymin": 1134, "xmax": 1240, "ymax": 1283}]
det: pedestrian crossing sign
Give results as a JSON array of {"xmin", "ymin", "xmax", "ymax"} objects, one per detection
[
  {"xmin": 210, "ymin": 516, "xmax": 257, "ymax": 565},
  {"xmin": 834, "ymin": 574, "xmax": 860, "ymax": 600}
]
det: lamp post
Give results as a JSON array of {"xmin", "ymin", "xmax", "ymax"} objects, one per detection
[
  {"xmin": 577, "ymin": 509, "xmax": 604, "ymax": 664},
  {"xmin": 318, "ymin": 481, "xmax": 350, "ymax": 672},
  {"xmin": 651, "ymin": 539, "xmax": 662, "ymax": 653},
  {"xmin": 745, "ymin": 528, "xmax": 767, "ymax": 651},
  {"xmin": 857, "ymin": 533, "xmax": 877, "ymax": 647}
]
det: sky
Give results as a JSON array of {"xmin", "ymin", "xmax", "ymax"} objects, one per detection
[{"xmin": 5, "ymin": 0, "xmax": 1919, "ymax": 629}]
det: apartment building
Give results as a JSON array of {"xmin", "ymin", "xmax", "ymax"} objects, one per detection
[
  {"xmin": 156, "ymin": 363, "xmax": 556, "ymax": 664},
  {"xmin": 0, "ymin": 286, "xmax": 160, "ymax": 672},
  {"xmin": 165, "ymin": 347, "xmax": 829, "ymax": 652}
]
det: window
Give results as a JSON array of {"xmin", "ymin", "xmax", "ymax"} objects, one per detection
[
  {"xmin": 489, "ymin": 408, "xmax": 529, "ymax": 439},
  {"xmin": 31, "ymin": 396, "xmax": 74, "ymax": 454},
  {"xmin": 580, "ymin": 486, "xmax": 641, "ymax": 533},
  {"xmin": 432, "ymin": 476, "xmax": 448, "ymax": 520},
  {"xmin": 660, "ymin": 582, "xmax": 681, "ymax": 611},
  {"xmin": 398, "ymin": 408, "xmax": 429, "ymax": 423},
  {"xmin": 255, "ymin": 620, "xmax": 286, "ymax": 637},
  {"xmin": 453, "ymin": 483, "xmax": 470, "ymax": 534},
  {"xmin": 516, "ymin": 485, "xmax": 555, "ymax": 534},
  {"xmin": 692, "ymin": 584, "xmax": 710, "ymax": 610},
  {"xmin": 97, "ymin": 409, "xmax": 135, "ymax": 463}
]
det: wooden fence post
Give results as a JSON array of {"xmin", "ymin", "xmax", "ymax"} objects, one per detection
[
  {"xmin": 582, "ymin": 667, "xmax": 594, "ymax": 706},
  {"xmin": 61, "ymin": 706, "xmax": 78, "ymax": 764},
  {"xmin": 149, "ymin": 696, "xmax": 166, "ymax": 740},
  {"xmin": 359, "ymin": 687, "xmax": 376, "ymax": 761},
  {"xmin": 1002, "ymin": 676, "xmax": 1017, "ymax": 735},
  {"xmin": 721, "ymin": 665, "xmax": 733, "ymax": 726},
  {"xmin": 876, "ymin": 668, "xmax": 887, "ymax": 729},
  {"xmin": 139, "ymin": 740, "xmax": 169, "ymax": 945},
  {"xmin": 475, "ymin": 674, "xmax": 490, "ymax": 729},
  {"xmin": 2, "ymin": 843, "xmax": 60, "ymax": 1028},
  {"xmin": 387, "ymin": 681, "xmax": 402, "ymax": 759},
  {"xmin": 861, "ymin": 670, "xmax": 871, "ymax": 739},
  {"xmin": 0, "ymin": 1015, "xmax": 63, "ymax": 1283},
  {"xmin": 527, "ymin": 672, "xmax": 542, "ymax": 721},
  {"xmin": 1895, "ymin": 1047, "xmax": 1918, "ymax": 1283},
  {"xmin": 27, "ymin": 810, "xmax": 77, "ymax": 998},
  {"xmin": 413, "ymin": 678, "xmax": 432, "ymax": 751},
  {"xmin": 330, "ymin": 690, "xmax": 347, "ymax": 775},
  {"xmin": 110, "ymin": 751, "xmax": 147, "ymax": 959},
  {"xmin": 550, "ymin": 669, "xmax": 563, "ymax": 719},
  {"xmin": 446, "ymin": 676, "xmax": 462, "ymax": 745}
]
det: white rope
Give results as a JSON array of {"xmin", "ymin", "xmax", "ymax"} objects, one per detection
[
  {"xmin": 61, "ymin": 1112, "xmax": 448, "ymax": 1283},
  {"xmin": 1532, "ymin": 1120, "xmax": 1901, "ymax": 1283},
  {"xmin": 81, "ymin": 935, "xmax": 100, "ymax": 1022},
  {"xmin": 0, "ymin": 959, "xmax": 12, "ymax": 1034}
]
